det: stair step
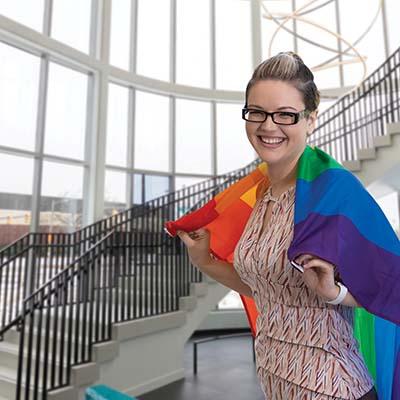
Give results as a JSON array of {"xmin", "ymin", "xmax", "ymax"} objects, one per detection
[
  {"xmin": 179, "ymin": 296, "xmax": 197, "ymax": 311},
  {"xmin": 0, "ymin": 365, "xmax": 17, "ymax": 398},
  {"xmin": 358, "ymin": 147, "xmax": 376, "ymax": 160},
  {"xmin": 387, "ymin": 122, "xmax": 400, "ymax": 135},
  {"xmin": 373, "ymin": 134, "xmax": 392, "ymax": 148},
  {"xmin": 0, "ymin": 337, "xmax": 70, "ymax": 371},
  {"xmin": 342, "ymin": 160, "xmax": 361, "ymax": 172},
  {"xmin": 190, "ymin": 282, "xmax": 208, "ymax": 297},
  {"xmin": 48, "ymin": 385, "xmax": 78, "ymax": 400},
  {"xmin": 0, "ymin": 365, "xmax": 41, "ymax": 399}
]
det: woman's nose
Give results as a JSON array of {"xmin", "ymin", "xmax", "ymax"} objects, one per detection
[{"xmin": 259, "ymin": 114, "xmax": 277, "ymax": 130}]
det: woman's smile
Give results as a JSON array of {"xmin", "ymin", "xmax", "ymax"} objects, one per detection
[{"xmin": 257, "ymin": 135, "xmax": 287, "ymax": 149}]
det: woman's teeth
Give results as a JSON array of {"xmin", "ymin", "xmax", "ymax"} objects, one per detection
[{"xmin": 258, "ymin": 136, "xmax": 285, "ymax": 145}]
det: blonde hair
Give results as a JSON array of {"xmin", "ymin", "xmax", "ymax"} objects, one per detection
[{"xmin": 245, "ymin": 51, "xmax": 320, "ymax": 112}]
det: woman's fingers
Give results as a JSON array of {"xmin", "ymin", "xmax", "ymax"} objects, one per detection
[
  {"xmin": 302, "ymin": 259, "xmax": 334, "ymax": 274},
  {"xmin": 176, "ymin": 230, "xmax": 194, "ymax": 246},
  {"xmin": 294, "ymin": 255, "xmax": 335, "ymax": 273},
  {"xmin": 294, "ymin": 253, "xmax": 314, "ymax": 265},
  {"xmin": 177, "ymin": 228, "xmax": 209, "ymax": 246}
]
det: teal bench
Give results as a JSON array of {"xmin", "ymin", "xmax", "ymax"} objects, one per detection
[{"xmin": 85, "ymin": 385, "xmax": 136, "ymax": 400}]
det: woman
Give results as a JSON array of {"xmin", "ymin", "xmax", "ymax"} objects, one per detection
[{"xmin": 174, "ymin": 52, "xmax": 380, "ymax": 399}]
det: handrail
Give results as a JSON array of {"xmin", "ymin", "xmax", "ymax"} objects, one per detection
[
  {"xmin": 16, "ymin": 231, "xmax": 114, "ymax": 399},
  {"xmin": 310, "ymin": 46, "xmax": 400, "ymax": 162}
]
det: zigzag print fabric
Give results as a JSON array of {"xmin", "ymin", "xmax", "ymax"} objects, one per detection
[{"xmin": 233, "ymin": 185, "xmax": 373, "ymax": 398}]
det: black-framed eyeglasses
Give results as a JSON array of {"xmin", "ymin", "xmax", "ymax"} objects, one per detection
[{"xmin": 242, "ymin": 107, "xmax": 310, "ymax": 125}]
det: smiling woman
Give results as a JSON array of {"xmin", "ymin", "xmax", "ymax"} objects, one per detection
[
  {"xmin": 243, "ymin": 75, "xmax": 317, "ymax": 196},
  {"xmin": 170, "ymin": 52, "xmax": 382, "ymax": 400}
]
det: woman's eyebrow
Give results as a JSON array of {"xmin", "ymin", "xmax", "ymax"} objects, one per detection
[{"xmin": 247, "ymin": 104, "xmax": 298, "ymax": 111}]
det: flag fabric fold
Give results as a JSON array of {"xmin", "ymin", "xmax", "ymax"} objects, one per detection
[{"xmin": 165, "ymin": 145, "xmax": 400, "ymax": 399}]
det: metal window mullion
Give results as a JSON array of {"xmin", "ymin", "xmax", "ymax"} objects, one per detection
[
  {"xmin": 29, "ymin": 0, "xmax": 53, "ymax": 232},
  {"xmin": 210, "ymin": 0, "xmax": 217, "ymax": 176},
  {"xmin": 250, "ymin": 0, "xmax": 262, "ymax": 69},
  {"xmin": 82, "ymin": 72, "xmax": 96, "ymax": 226},
  {"xmin": 169, "ymin": 97, "xmax": 176, "ymax": 192},
  {"xmin": 127, "ymin": 89, "xmax": 136, "ymax": 206},
  {"xmin": 334, "ymin": 0, "xmax": 344, "ymax": 88},
  {"xmin": 130, "ymin": 0, "xmax": 138, "ymax": 74},
  {"xmin": 129, "ymin": 0, "xmax": 139, "ymax": 205},
  {"xmin": 85, "ymin": 0, "xmax": 112, "ymax": 223},
  {"xmin": 88, "ymin": 0, "xmax": 99, "ymax": 58},
  {"xmin": 211, "ymin": 102, "xmax": 218, "ymax": 176},
  {"xmin": 30, "ymin": 54, "xmax": 49, "ymax": 233},
  {"xmin": 210, "ymin": 0, "xmax": 216, "ymax": 91},
  {"xmin": 170, "ymin": 0, "xmax": 177, "ymax": 85},
  {"xmin": 170, "ymin": 0, "xmax": 177, "ymax": 192},
  {"xmin": 381, "ymin": 0, "xmax": 389, "ymax": 58},
  {"xmin": 75, "ymin": 0, "xmax": 97, "ymax": 226},
  {"xmin": 43, "ymin": 0, "xmax": 53, "ymax": 36},
  {"xmin": 292, "ymin": 0, "xmax": 298, "ymax": 53}
]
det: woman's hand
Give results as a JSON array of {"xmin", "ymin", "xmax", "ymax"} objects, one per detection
[
  {"xmin": 294, "ymin": 254, "xmax": 339, "ymax": 302},
  {"xmin": 176, "ymin": 228, "xmax": 213, "ymax": 268}
]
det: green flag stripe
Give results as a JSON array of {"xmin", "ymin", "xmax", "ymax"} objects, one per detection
[{"xmin": 297, "ymin": 146, "xmax": 344, "ymax": 181}]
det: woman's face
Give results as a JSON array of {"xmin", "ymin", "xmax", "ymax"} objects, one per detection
[{"xmin": 245, "ymin": 79, "xmax": 317, "ymax": 168}]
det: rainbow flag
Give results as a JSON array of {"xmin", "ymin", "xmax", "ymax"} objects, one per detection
[{"xmin": 165, "ymin": 145, "xmax": 400, "ymax": 399}]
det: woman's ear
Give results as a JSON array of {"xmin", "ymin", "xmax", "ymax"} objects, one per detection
[{"xmin": 306, "ymin": 109, "xmax": 318, "ymax": 136}]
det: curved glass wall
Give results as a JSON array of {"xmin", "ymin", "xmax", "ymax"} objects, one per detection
[{"xmin": 0, "ymin": 0, "xmax": 399, "ymax": 309}]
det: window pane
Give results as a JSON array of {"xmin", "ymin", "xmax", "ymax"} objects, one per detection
[
  {"xmin": 40, "ymin": 161, "xmax": 84, "ymax": 233},
  {"xmin": 110, "ymin": 0, "xmax": 131, "ymax": 70},
  {"xmin": 135, "ymin": 91, "xmax": 170, "ymax": 171},
  {"xmin": 0, "ymin": 154, "xmax": 33, "ymax": 247},
  {"xmin": 319, "ymin": 99, "xmax": 336, "ymax": 114},
  {"xmin": 0, "ymin": 42, "xmax": 40, "ymax": 151},
  {"xmin": 44, "ymin": 63, "xmax": 88, "ymax": 160},
  {"xmin": 218, "ymin": 290, "xmax": 244, "ymax": 309},
  {"xmin": 339, "ymin": 1, "xmax": 386, "ymax": 86},
  {"xmin": 106, "ymin": 83, "xmax": 129, "ymax": 167},
  {"xmin": 51, "ymin": 0, "xmax": 91, "ymax": 53},
  {"xmin": 215, "ymin": 0, "xmax": 252, "ymax": 91},
  {"xmin": 385, "ymin": 0, "xmax": 400, "ymax": 54},
  {"xmin": 133, "ymin": 174, "xmax": 143, "ymax": 205},
  {"xmin": 137, "ymin": 0, "xmax": 170, "ymax": 81},
  {"xmin": 175, "ymin": 176, "xmax": 207, "ymax": 191},
  {"xmin": 176, "ymin": 0, "xmax": 211, "ymax": 87},
  {"xmin": 295, "ymin": 1, "xmax": 340, "ymax": 89},
  {"xmin": 144, "ymin": 175, "xmax": 170, "ymax": 202},
  {"xmin": 261, "ymin": 0, "xmax": 295, "ymax": 59},
  {"xmin": 104, "ymin": 170, "xmax": 126, "ymax": 216},
  {"xmin": 176, "ymin": 99, "xmax": 212, "ymax": 174},
  {"xmin": 216, "ymin": 103, "xmax": 256, "ymax": 174},
  {"xmin": 0, "ymin": 0, "xmax": 44, "ymax": 32}
]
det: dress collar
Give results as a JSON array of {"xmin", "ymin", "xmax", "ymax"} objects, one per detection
[{"xmin": 263, "ymin": 184, "xmax": 296, "ymax": 202}]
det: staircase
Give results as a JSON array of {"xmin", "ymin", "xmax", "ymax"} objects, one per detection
[
  {"xmin": 0, "ymin": 159, "xmax": 258, "ymax": 400},
  {"xmin": 342, "ymin": 122, "xmax": 400, "ymax": 195},
  {"xmin": 0, "ymin": 276, "xmax": 229, "ymax": 400}
]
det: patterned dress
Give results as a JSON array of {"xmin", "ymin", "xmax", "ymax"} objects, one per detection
[{"xmin": 233, "ymin": 184, "xmax": 375, "ymax": 400}]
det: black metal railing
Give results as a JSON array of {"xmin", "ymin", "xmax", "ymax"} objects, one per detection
[
  {"xmin": 13, "ymin": 160, "xmax": 262, "ymax": 398},
  {"xmin": 16, "ymin": 231, "xmax": 115, "ymax": 399},
  {"xmin": 310, "ymin": 46, "xmax": 400, "ymax": 162},
  {"xmin": 0, "ymin": 156, "xmax": 262, "ymax": 340},
  {"xmin": 0, "ymin": 219, "xmax": 114, "ymax": 337}
]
